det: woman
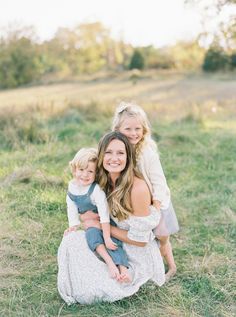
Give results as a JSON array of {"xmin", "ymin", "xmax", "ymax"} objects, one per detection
[{"xmin": 57, "ymin": 132, "xmax": 165, "ymax": 304}]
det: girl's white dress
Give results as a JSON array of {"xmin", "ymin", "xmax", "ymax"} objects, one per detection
[{"xmin": 57, "ymin": 206, "xmax": 165, "ymax": 304}]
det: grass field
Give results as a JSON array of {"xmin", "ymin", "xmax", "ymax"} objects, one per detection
[{"xmin": 0, "ymin": 71, "xmax": 235, "ymax": 317}]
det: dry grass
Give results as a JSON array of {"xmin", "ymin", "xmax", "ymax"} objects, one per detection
[{"xmin": 0, "ymin": 70, "xmax": 235, "ymax": 122}]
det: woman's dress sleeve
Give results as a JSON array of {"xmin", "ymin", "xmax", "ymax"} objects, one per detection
[{"xmin": 127, "ymin": 206, "xmax": 161, "ymax": 242}]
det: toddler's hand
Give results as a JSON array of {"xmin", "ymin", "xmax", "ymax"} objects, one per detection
[
  {"xmin": 105, "ymin": 238, "xmax": 118, "ymax": 250},
  {"xmin": 64, "ymin": 225, "xmax": 79, "ymax": 236}
]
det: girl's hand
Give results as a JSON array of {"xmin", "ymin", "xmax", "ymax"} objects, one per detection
[
  {"xmin": 64, "ymin": 225, "xmax": 79, "ymax": 236},
  {"xmin": 105, "ymin": 238, "xmax": 118, "ymax": 250},
  {"xmin": 153, "ymin": 200, "xmax": 161, "ymax": 212}
]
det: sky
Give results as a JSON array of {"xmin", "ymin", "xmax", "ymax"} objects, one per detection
[{"xmin": 0, "ymin": 0, "xmax": 235, "ymax": 47}]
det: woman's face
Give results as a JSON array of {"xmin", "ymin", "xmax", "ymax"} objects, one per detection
[{"xmin": 103, "ymin": 139, "xmax": 127, "ymax": 174}]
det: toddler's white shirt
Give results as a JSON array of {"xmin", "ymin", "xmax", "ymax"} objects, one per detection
[{"xmin": 66, "ymin": 180, "xmax": 110, "ymax": 227}]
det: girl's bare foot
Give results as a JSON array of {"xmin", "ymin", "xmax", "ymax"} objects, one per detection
[
  {"xmin": 119, "ymin": 265, "xmax": 132, "ymax": 283},
  {"xmin": 165, "ymin": 266, "xmax": 177, "ymax": 282},
  {"xmin": 159, "ymin": 238, "xmax": 177, "ymax": 282}
]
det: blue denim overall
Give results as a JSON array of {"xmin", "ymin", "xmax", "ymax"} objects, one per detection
[{"xmin": 67, "ymin": 182, "xmax": 129, "ymax": 267}]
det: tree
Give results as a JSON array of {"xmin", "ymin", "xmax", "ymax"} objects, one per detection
[
  {"xmin": 170, "ymin": 40, "xmax": 205, "ymax": 69},
  {"xmin": 230, "ymin": 52, "xmax": 236, "ymax": 68},
  {"xmin": 0, "ymin": 26, "xmax": 42, "ymax": 88},
  {"xmin": 139, "ymin": 46, "xmax": 175, "ymax": 69},
  {"xmin": 52, "ymin": 22, "xmax": 113, "ymax": 74},
  {"xmin": 185, "ymin": 0, "xmax": 236, "ymax": 50},
  {"xmin": 129, "ymin": 50, "xmax": 145, "ymax": 70},
  {"xmin": 185, "ymin": 0, "xmax": 236, "ymax": 10},
  {"xmin": 202, "ymin": 45, "xmax": 230, "ymax": 71}
]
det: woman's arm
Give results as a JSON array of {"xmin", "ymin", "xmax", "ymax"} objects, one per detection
[
  {"xmin": 83, "ymin": 178, "xmax": 152, "ymax": 247},
  {"xmin": 110, "ymin": 178, "xmax": 152, "ymax": 247},
  {"xmin": 110, "ymin": 225, "xmax": 146, "ymax": 247},
  {"xmin": 82, "ymin": 219, "xmax": 146, "ymax": 246},
  {"xmin": 81, "ymin": 219, "xmax": 147, "ymax": 247},
  {"xmin": 80, "ymin": 211, "xmax": 100, "ymax": 222},
  {"xmin": 131, "ymin": 177, "xmax": 151, "ymax": 217}
]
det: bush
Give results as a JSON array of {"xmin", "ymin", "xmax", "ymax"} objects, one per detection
[
  {"xmin": 129, "ymin": 50, "xmax": 145, "ymax": 70},
  {"xmin": 230, "ymin": 52, "xmax": 236, "ymax": 69},
  {"xmin": 0, "ymin": 37, "xmax": 41, "ymax": 88},
  {"xmin": 202, "ymin": 46, "xmax": 230, "ymax": 72}
]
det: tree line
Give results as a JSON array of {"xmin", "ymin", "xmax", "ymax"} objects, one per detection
[{"xmin": 0, "ymin": 21, "xmax": 235, "ymax": 89}]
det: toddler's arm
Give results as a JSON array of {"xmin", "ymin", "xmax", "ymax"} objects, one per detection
[
  {"xmin": 64, "ymin": 224, "xmax": 80, "ymax": 236},
  {"xmin": 66, "ymin": 194, "xmax": 80, "ymax": 227},
  {"xmin": 102, "ymin": 222, "xmax": 118, "ymax": 250},
  {"xmin": 92, "ymin": 184, "xmax": 117, "ymax": 249}
]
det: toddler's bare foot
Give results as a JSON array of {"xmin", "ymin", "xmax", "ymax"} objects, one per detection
[
  {"xmin": 165, "ymin": 266, "xmax": 177, "ymax": 282},
  {"xmin": 107, "ymin": 262, "xmax": 121, "ymax": 281},
  {"xmin": 119, "ymin": 265, "xmax": 132, "ymax": 283}
]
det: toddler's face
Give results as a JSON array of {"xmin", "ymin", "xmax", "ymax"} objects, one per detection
[
  {"xmin": 75, "ymin": 161, "xmax": 96, "ymax": 186},
  {"xmin": 118, "ymin": 116, "xmax": 143, "ymax": 146}
]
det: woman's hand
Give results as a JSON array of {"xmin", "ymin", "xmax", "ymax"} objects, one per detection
[
  {"xmin": 80, "ymin": 211, "xmax": 100, "ymax": 222},
  {"xmin": 79, "ymin": 211, "xmax": 101, "ymax": 230},
  {"xmin": 82, "ymin": 219, "xmax": 101, "ymax": 230}
]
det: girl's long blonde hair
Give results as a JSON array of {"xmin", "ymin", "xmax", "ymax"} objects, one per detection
[
  {"xmin": 96, "ymin": 131, "xmax": 139, "ymax": 221},
  {"xmin": 112, "ymin": 102, "xmax": 157, "ymax": 158}
]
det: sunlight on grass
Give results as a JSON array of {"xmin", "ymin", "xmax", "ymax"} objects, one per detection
[{"xmin": 204, "ymin": 119, "xmax": 236, "ymax": 131}]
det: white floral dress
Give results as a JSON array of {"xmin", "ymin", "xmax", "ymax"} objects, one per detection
[{"xmin": 57, "ymin": 206, "xmax": 165, "ymax": 304}]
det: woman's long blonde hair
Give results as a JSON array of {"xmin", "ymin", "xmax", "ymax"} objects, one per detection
[
  {"xmin": 96, "ymin": 131, "xmax": 138, "ymax": 221},
  {"xmin": 112, "ymin": 102, "xmax": 157, "ymax": 158}
]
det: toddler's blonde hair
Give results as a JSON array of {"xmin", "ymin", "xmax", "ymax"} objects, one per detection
[
  {"xmin": 112, "ymin": 102, "xmax": 156, "ymax": 157},
  {"xmin": 70, "ymin": 148, "xmax": 97, "ymax": 176}
]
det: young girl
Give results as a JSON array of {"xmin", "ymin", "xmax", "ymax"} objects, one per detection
[
  {"xmin": 112, "ymin": 102, "xmax": 179, "ymax": 281},
  {"xmin": 65, "ymin": 147, "xmax": 131, "ymax": 282}
]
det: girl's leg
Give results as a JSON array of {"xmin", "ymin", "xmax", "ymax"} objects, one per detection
[
  {"xmin": 157, "ymin": 235, "xmax": 177, "ymax": 281},
  {"xmin": 119, "ymin": 265, "xmax": 132, "ymax": 283},
  {"xmin": 96, "ymin": 244, "xmax": 121, "ymax": 281}
]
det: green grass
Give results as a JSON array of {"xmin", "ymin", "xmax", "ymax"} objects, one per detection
[{"xmin": 0, "ymin": 72, "xmax": 236, "ymax": 316}]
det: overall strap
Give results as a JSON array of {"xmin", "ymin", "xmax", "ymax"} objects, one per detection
[
  {"xmin": 87, "ymin": 182, "xmax": 97, "ymax": 196},
  {"xmin": 67, "ymin": 191, "xmax": 77, "ymax": 201}
]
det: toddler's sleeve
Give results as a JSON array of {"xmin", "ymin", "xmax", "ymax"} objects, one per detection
[
  {"xmin": 93, "ymin": 185, "xmax": 110, "ymax": 223},
  {"xmin": 66, "ymin": 185, "xmax": 80, "ymax": 227}
]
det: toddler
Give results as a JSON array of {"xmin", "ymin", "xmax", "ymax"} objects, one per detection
[{"xmin": 65, "ymin": 147, "xmax": 131, "ymax": 282}]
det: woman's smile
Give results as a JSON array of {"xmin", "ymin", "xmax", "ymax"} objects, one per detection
[{"xmin": 103, "ymin": 139, "xmax": 127, "ymax": 173}]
